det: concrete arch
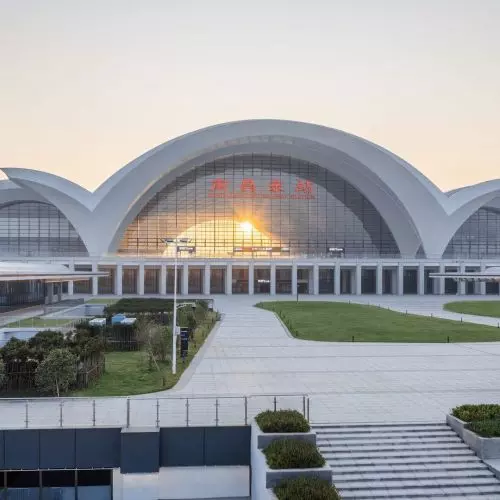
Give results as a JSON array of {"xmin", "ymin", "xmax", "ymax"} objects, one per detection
[{"xmin": 7, "ymin": 119, "xmax": 489, "ymax": 258}]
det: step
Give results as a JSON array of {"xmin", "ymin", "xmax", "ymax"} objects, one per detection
[
  {"xmin": 313, "ymin": 423, "xmax": 450, "ymax": 431},
  {"xmin": 319, "ymin": 441, "xmax": 465, "ymax": 451},
  {"xmin": 316, "ymin": 430, "xmax": 459, "ymax": 440},
  {"xmin": 329, "ymin": 462, "xmax": 488, "ymax": 474},
  {"xmin": 338, "ymin": 484, "xmax": 500, "ymax": 498},
  {"xmin": 328, "ymin": 456, "xmax": 483, "ymax": 467},
  {"xmin": 335, "ymin": 476, "xmax": 499, "ymax": 491},
  {"xmin": 324, "ymin": 448, "xmax": 475, "ymax": 460},
  {"xmin": 331, "ymin": 469, "xmax": 495, "ymax": 482}
]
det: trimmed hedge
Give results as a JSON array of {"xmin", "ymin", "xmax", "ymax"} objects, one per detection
[
  {"xmin": 104, "ymin": 298, "xmax": 208, "ymax": 316},
  {"xmin": 452, "ymin": 404, "xmax": 500, "ymax": 422},
  {"xmin": 467, "ymin": 420, "xmax": 500, "ymax": 438},
  {"xmin": 256, "ymin": 410, "xmax": 310, "ymax": 433},
  {"xmin": 274, "ymin": 477, "xmax": 340, "ymax": 500},
  {"xmin": 264, "ymin": 439, "xmax": 325, "ymax": 470}
]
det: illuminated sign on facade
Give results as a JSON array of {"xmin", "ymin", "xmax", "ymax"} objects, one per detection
[{"xmin": 208, "ymin": 178, "xmax": 316, "ymax": 200}]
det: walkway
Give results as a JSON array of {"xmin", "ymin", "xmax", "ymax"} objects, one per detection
[
  {"xmin": 172, "ymin": 295, "xmax": 500, "ymax": 423},
  {"xmin": 2, "ymin": 295, "xmax": 500, "ymax": 428}
]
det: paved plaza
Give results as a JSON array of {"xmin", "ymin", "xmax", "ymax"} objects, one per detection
[{"xmin": 1, "ymin": 295, "xmax": 500, "ymax": 428}]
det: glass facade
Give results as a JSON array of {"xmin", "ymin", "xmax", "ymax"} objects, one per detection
[
  {"xmin": 119, "ymin": 154, "xmax": 399, "ymax": 258},
  {"xmin": 0, "ymin": 280, "xmax": 46, "ymax": 311},
  {"xmin": 444, "ymin": 205, "xmax": 500, "ymax": 259},
  {"xmin": 0, "ymin": 202, "xmax": 87, "ymax": 257}
]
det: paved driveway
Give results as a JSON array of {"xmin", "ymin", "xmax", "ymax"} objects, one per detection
[
  {"xmin": 172, "ymin": 295, "xmax": 500, "ymax": 423},
  {"xmin": 2, "ymin": 295, "xmax": 500, "ymax": 427}
]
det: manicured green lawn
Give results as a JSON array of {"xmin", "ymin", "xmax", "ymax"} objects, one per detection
[
  {"xmin": 72, "ymin": 312, "xmax": 216, "ymax": 396},
  {"xmin": 257, "ymin": 301, "xmax": 500, "ymax": 342},
  {"xmin": 444, "ymin": 301, "xmax": 500, "ymax": 318},
  {"xmin": 85, "ymin": 298, "xmax": 118, "ymax": 304},
  {"xmin": 5, "ymin": 318, "xmax": 74, "ymax": 328}
]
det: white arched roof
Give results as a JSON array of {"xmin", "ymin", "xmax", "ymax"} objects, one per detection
[{"xmin": 2, "ymin": 119, "xmax": 500, "ymax": 258}]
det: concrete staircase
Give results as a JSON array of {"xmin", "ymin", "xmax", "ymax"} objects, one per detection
[{"xmin": 314, "ymin": 423, "xmax": 500, "ymax": 499}]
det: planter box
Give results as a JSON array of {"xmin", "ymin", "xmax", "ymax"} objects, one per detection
[
  {"xmin": 447, "ymin": 413, "xmax": 467, "ymax": 439},
  {"xmin": 250, "ymin": 420, "xmax": 331, "ymax": 500},
  {"xmin": 462, "ymin": 427, "xmax": 500, "ymax": 460},
  {"xmin": 253, "ymin": 421, "xmax": 316, "ymax": 450}
]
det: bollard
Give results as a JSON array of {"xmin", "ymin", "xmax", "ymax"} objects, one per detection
[
  {"xmin": 352, "ymin": 335, "xmax": 354, "ymax": 342},
  {"xmin": 447, "ymin": 336, "xmax": 450, "ymax": 343}
]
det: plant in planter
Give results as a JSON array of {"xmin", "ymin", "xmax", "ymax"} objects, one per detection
[
  {"xmin": 468, "ymin": 420, "xmax": 500, "ymax": 438},
  {"xmin": 264, "ymin": 439, "xmax": 325, "ymax": 470},
  {"xmin": 274, "ymin": 476, "xmax": 340, "ymax": 500},
  {"xmin": 256, "ymin": 410, "xmax": 310, "ymax": 433},
  {"xmin": 452, "ymin": 404, "xmax": 500, "ymax": 422}
]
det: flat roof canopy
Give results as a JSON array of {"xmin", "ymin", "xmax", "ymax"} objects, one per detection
[{"xmin": 0, "ymin": 262, "xmax": 107, "ymax": 282}]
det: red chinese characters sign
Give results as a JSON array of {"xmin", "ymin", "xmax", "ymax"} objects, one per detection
[{"xmin": 209, "ymin": 178, "xmax": 315, "ymax": 199}]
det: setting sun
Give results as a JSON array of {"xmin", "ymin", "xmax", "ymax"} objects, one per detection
[{"xmin": 239, "ymin": 221, "xmax": 254, "ymax": 234}]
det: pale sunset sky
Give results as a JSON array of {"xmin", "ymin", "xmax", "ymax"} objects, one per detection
[{"xmin": 0, "ymin": 0, "xmax": 499, "ymax": 192}]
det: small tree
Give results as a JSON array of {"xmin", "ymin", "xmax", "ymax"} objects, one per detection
[
  {"xmin": 0, "ymin": 359, "xmax": 5, "ymax": 389},
  {"xmin": 35, "ymin": 348, "xmax": 77, "ymax": 396},
  {"xmin": 136, "ymin": 318, "xmax": 170, "ymax": 370}
]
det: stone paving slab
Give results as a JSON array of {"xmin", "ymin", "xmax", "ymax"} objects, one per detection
[{"xmin": 2, "ymin": 295, "xmax": 500, "ymax": 428}]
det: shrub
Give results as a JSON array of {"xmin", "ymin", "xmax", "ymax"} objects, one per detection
[
  {"xmin": 264, "ymin": 439, "xmax": 325, "ymax": 470},
  {"xmin": 274, "ymin": 477, "xmax": 340, "ymax": 500},
  {"xmin": 452, "ymin": 404, "xmax": 500, "ymax": 422},
  {"xmin": 0, "ymin": 359, "xmax": 5, "ymax": 388},
  {"xmin": 256, "ymin": 410, "xmax": 310, "ymax": 433},
  {"xmin": 35, "ymin": 348, "xmax": 77, "ymax": 396},
  {"xmin": 467, "ymin": 420, "xmax": 500, "ymax": 437}
]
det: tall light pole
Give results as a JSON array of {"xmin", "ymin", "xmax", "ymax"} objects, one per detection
[{"xmin": 163, "ymin": 237, "xmax": 191, "ymax": 375}]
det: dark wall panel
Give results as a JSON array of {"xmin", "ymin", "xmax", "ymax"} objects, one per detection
[
  {"xmin": 0, "ymin": 431, "xmax": 3, "ymax": 469},
  {"xmin": 4, "ymin": 430, "xmax": 39, "ymax": 470},
  {"xmin": 205, "ymin": 427, "xmax": 250, "ymax": 466},
  {"xmin": 40, "ymin": 429, "xmax": 75, "ymax": 469},
  {"xmin": 160, "ymin": 427, "xmax": 204, "ymax": 467},
  {"xmin": 121, "ymin": 429, "xmax": 159, "ymax": 474},
  {"xmin": 76, "ymin": 428, "xmax": 121, "ymax": 469}
]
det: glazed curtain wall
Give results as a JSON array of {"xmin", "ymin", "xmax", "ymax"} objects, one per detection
[
  {"xmin": 444, "ymin": 206, "xmax": 500, "ymax": 259},
  {"xmin": 119, "ymin": 154, "xmax": 400, "ymax": 258},
  {"xmin": 0, "ymin": 202, "xmax": 88, "ymax": 257}
]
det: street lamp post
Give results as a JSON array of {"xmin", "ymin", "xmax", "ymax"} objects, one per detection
[{"xmin": 162, "ymin": 237, "xmax": 191, "ymax": 375}]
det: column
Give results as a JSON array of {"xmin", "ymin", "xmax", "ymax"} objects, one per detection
[
  {"xmin": 115, "ymin": 263, "xmax": 123, "ymax": 296},
  {"xmin": 438, "ymin": 263, "xmax": 445, "ymax": 295},
  {"xmin": 355, "ymin": 264, "xmax": 362, "ymax": 295},
  {"xmin": 334, "ymin": 263, "xmax": 340, "ymax": 295},
  {"xmin": 204, "ymin": 264, "xmax": 210, "ymax": 295},
  {"xmin": 480, "ymin": 264, "xmax": 486, "ymax": 295},
  {"xmin": 418, "ymin": 264, "xmax": 425, "ymax": 296},
  {"xmin": 397, "ymin": 264, "xmax": 404, "ymax": 295},
  {"xmin": 160, "ymin": 265, "xmax": 167, "ymax": 295},
  {"xmin": 248, "ymin": 263, "xmax": 254, "ymax": 295},
  {"xmin": 459, "ymin": 263, "xmax": 466, "ymax": 295},
  {"xmin": 67, "ymin": 262, "xmax": 74, "ymax": 296},
  {"xmin": 47, "ymin": 283, "xmax": 54, "ymax": 304},
  {"xmin": 91, "ymin": 262, "xmax": 98, "ymax": 296},
  {"xmin": 292, "ymin": 263, "xmax": 297, "ymax": 296},
  {"xmin": 376, "ymin": 264, "xmax": 383, "ymax": 295},
  {"xmin": 138, "ymin": 264, "xmax": 145, "ymax": 296},
  {"xmin": 313, "ymin": 264, "xmax": 319, "ymax": 295},
  {"xmin": 182, "ymin": 263, "xmax": 189, "ymax": 295},
  {"xmin": 225, "ymin": 263, "xmax": 232, "ymax": 295},
  {"xmin": 270, "ymin": 264, "xmax": 276, "ymax": 296}
]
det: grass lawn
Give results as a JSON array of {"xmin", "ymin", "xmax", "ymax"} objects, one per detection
[
  {"xmin": 5, "ymin": 318, "xmax": 74, "ymax": 328},
  {"xmin": 444, "ymin": 301, "xmax": 500, "ymax": 318},
  {"xmin": 257, "ymin": 301, "xmax": 500, "ymax": 342},
  {"xmin": 85, "ymin": 298, "xmax": 118, "ymax": 304},
  {"xmin": 72, "ymin": 312, "xmax": 217, "ymax": 396}
]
